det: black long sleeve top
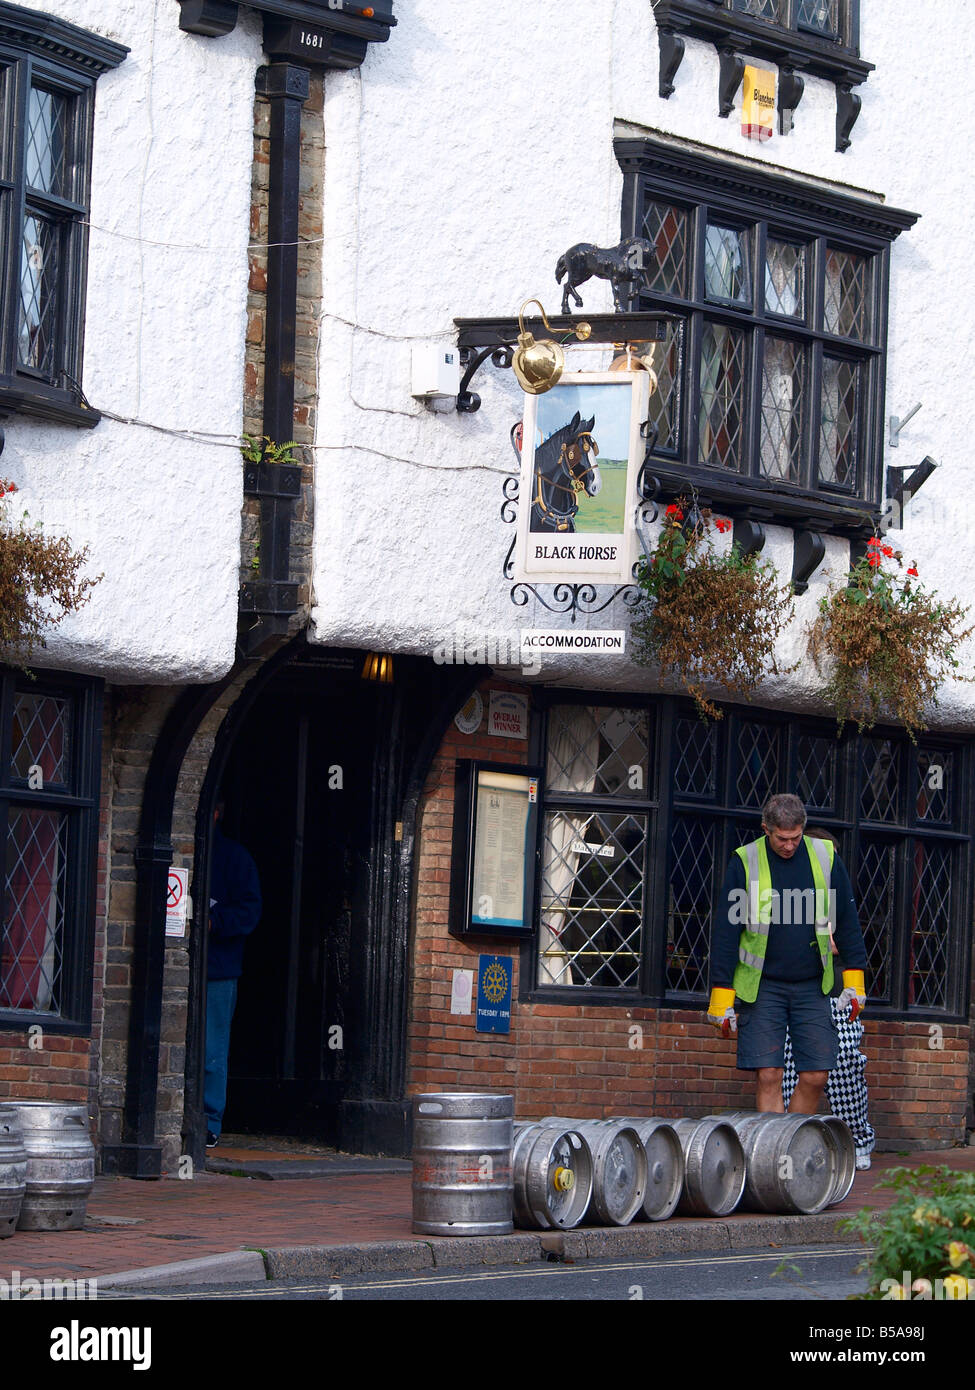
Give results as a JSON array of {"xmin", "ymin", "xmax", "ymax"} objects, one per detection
[{"xmin": 710, "ymin": 838, "xmax": 867, "ymax": 992}]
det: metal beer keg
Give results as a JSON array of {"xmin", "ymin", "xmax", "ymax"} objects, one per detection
[
  {"xmin": 0, "ymin": 1105, "xmax": 27, "ymax": 1238},
  {"xmin": 611, "ymin": 1117, "xmax": 684, "ymax": 1221},
  {"xmin": 541, "ymin": 1119, "xmax": 648, "ymax": 1225},
  {"xmin": 727, "ymin": 1112, "xmax": 837, "ymax": 1214},
  {"xmin": 8, "ymin": 1101, "xmax": 95, "ymax": 1232},
  {"xmin": 411, "ymin": 1093, "xmax": 513, "ymax": 1237},
  {"xmin": 511, "ymin": 1122, "xmax": 593, "ymax": 1230},
  {"xmin": 821, "ymin": 1116, "xmax": 857, "ymax": 1206},
  {"xmin": 672, "ymin": 1116, "xmax": 746, "ymax": 1216}
]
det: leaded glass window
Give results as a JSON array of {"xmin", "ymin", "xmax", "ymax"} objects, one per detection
[
  {"xmin": 533, "ymin": 696, "xmax": 969, "ymax": 1018},
  {"xmin": 699, "ymin": 324, "xmax": 747, "ymax": 470},
  {"xmin": 623, "ymin": 140, "xmax": 902, "ymax": 515},
  {"xmin": 1, "ymin": 672, "xmax": 101, "ymax": 1029},
  {"xmin": 0, "ymin": 18, "xmax": 125, "ymax": 423}
]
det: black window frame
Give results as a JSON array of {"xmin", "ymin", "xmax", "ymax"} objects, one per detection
[
  {"xmin": 616, "ymin": 137, "xmax": 918, "ymax": 536},
  {"xmin": 0, "ymin": 2, "xmax": 126, "ymax": 428},
  {"xmin": 523, "ymin": 691, "xmax": 974, "ymax": 1024},
  {"xmin": 0, "ymin": 666, "xmax": 103, "ymax": 1034}
]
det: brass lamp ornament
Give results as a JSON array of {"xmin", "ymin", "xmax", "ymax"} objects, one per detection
[{"xmin": 511, "ymin": 299, "xmax": 591, "ymax": 395}]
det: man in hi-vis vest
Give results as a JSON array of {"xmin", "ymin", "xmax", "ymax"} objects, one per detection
[{"xmin": 707, "ymin": 793, "xmax": 867, "ymax": 1113}]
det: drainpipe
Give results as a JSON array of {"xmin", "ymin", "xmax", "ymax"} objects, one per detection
[{"xmin": 238, "ymin": 62, "xmax": 308, "ymax": 657}]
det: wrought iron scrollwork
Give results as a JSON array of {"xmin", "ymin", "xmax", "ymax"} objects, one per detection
[
  {"xmin": 510, "ymin": 580, "xmax": 640, "ymax": 623},
  {"xmin": 500, "ymin": 473, "xmax": 520, "ymax": 524},
  {"xmin": 457, "ymin": 345, "xmax": 514, "ymax": 413}
]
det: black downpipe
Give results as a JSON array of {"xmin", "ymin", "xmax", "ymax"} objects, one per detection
[{"xmin": 239, "ymin": 62, "xmax": 309, "ymax": 657}]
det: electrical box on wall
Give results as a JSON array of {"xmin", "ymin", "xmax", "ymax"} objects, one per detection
[{"xmin": 411, "ymin": 346, "xmax": 460, "ymax": 400}]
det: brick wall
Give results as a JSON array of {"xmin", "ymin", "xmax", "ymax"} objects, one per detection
[{"xmin": 408, "ymin": 680, "xmax": 973, "ymax": 1149}]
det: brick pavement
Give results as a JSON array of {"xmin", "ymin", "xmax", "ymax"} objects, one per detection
[{"xmin": 1, "ymin": 1144, "xmax": 972, "ymax": 1284}]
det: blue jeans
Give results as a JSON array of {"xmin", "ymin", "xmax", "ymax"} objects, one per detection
[{"xmin": 204, "ymin": 978, "xmax": 238, "ymax": 1138}]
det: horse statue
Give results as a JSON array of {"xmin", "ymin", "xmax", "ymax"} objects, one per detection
[
  {"xmin": 530, "ymin": 411, "xmax": 601, "ymax": 533},
  {"xmin": 555, "ymin": 237, "xmax": 655, "ymax": 314}
]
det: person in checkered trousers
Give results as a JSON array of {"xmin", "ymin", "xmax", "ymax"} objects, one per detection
[{"xmin": 781, "ymin": 826, "xmax": 875, "ymax": 1169}]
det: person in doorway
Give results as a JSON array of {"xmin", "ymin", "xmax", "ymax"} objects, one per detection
[
  {"xmin": 205, "ymin": 801, "xmax": 262, "ymax": 1148},
  {"xmin": 706, "ymin": 793, "xmax": 868, "ymax": 1114},
  {"xmin": 781, "ymin": 826, "xmax": 875, "ymax": 1168}
]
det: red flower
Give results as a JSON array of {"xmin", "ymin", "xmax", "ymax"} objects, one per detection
[
  {"xmin": 907, "ymin": 564, "xmax": 918, "ymax": 577},
  {"xmin": 881, "ymin": 545, "xmax": 894, "ymax": 558},
  {"xmin": 867, "ymin": 536, "xmax": 882, "ymax": 548},
  {"xmin": 666, "ymin": 504, "xmax": 684, "ymax": 521},
  {"xmin": 715, "ymin": 518, "xmax": 732, "ymax": 533},
  {"xmin": 867, "ymin": 552, "xmax": 882, "ymax": 568}
]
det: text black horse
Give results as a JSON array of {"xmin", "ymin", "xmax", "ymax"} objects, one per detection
[{"xmin": 530, "ymin": 411, "xmax": 601, "ymax": 533}]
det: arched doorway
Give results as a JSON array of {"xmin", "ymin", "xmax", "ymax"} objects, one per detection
[
  {"xmin": 217, "ymin": 651, "xmax": 380, "ymax": 1141},
  {"xmin": 183, "ymin": 640, "xmax": 483, "ymax": 1160}
]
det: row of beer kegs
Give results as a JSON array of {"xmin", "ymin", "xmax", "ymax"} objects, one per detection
[{"xmin": 411, "ymin": 1094, "xmax": 857, "ymax": 1237}]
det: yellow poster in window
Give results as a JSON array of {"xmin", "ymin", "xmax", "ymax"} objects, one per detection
[{"xmin": 741, "ymin": 65, "xmax": 776, "ymax": 142}]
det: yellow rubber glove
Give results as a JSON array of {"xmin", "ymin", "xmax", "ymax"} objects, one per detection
[
  {"xmin": 707, "ymin": 986, "xmax": 737, "ymax": 1038},
  {"xmin": 839, "ymin": 969, "xmax": 866, "ymax": 1020}
]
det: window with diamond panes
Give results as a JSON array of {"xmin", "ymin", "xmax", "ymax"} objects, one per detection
[
  {"xmin": 620, "ymin": 141, "xmax": 911, "ymax": 519},
  {"xmin": 729, "ymin": 0, "xmax": 848, "ymax": 42},
  {"xmin": 0, "ymin": 11, "xmax": 125, "ymax": 424},
  {"xmin": 532, "ymin": 695, "xmax": 971, "ymax": 1018},
  {"xmin": 1, "ymin": 671, "xmax": 101, "ymax": 1029},
  {"xmin": 538, "ymin": 705, "xmax": 653, "ymax": 989}
]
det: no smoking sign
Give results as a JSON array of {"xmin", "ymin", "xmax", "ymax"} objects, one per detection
[{"xmin": 165, "ymin": 867, "xmax": 189, "ymax": 937}]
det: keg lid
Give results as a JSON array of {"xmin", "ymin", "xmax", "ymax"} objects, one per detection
[
  {"xmin": 591, "ymin": 1126, "xmax": 647, "ymax": 1225},
  {"xmin": 542, "ymin": 1130, "xmax": 593, "ymax": 1229},
  {"xmin": 694, "ymin": 1122, "xmax": 745, "ymax": 1214},
  {"xmin": 783, "ymin": 1119, "xmax": 837, "ymax": 1214}
]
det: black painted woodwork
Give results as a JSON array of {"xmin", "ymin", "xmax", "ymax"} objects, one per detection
[
  {"xmin": 616, "ymin": 136, "xmax": 919, "ymax": 538},
  {"xmin": 650, "ymin": 0, "xmax": 869, "ymax": 150},
  {"xmin": 0, "ymin": 669, "xmax": 103, "ymax": 1036},
  {"xmin": 791, "ymin": 527, "xmax": 826, "ymax": 594},
  {"xmin": 100, "ymin": 674, "xmax": 239, "ymax": 1180},
  {"xmin": 178, "ymin": 0, "xmax": 395, "ymax": 54},
  {"xmin": 0, "ymin": 4, "xmax": 127, "ymax": 426},
  {"xmin": 238, "ymin": 63, "xmax": 308, "ymax": 654}
]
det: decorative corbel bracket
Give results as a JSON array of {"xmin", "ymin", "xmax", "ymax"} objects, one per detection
[
  {"xmin": 733, "ymin": 517, "xmax": 766, "ymax": 561},
  {"xmin": 792, "ymin": 529, "xmax": 826, "ymax": 595},
  {"xmin": 778, "ymin": 67, "xmax": 805, "ymax": 136},
  {"xmin": 718, "ymin": 43, "xmax": 746, "ymax": 118},
  {"xmin": 178, "ymin": 0, "xmax": 238, "ymax": 36},
  {"xmin": 658, "ymin": 27, "xmax": 686, "ymax": 99},
  {"xmin": 836, "ymin": 82, "xmax": 862, "ymax": 153}
]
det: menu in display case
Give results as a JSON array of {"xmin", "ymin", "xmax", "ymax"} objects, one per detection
[{"xmin": 449, "ymin": 760, "xmax": 541, "ymax": 939}]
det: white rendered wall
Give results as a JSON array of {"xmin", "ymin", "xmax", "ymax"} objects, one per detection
[
  {"xmin": 310, "ymin": 0, "xmax": 975, "ymax": 727},
  {"xmin": 2, "ymin": 0, "xmax": 261, "ymax": 682}
]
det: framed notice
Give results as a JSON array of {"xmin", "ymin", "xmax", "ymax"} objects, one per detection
[
  {"xmin": 512, "ymin": 371, "xmax": 649, "ymax": 586},
  {"xmin": 449, "ymin": 760, "xmax": 541, "ymax": 939}
]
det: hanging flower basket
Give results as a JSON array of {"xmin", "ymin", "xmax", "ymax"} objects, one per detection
[
  {"xmin": 631, "ymin": 499, "xmax": 795, "ymax": 719},
  {"xmin": 0, "ymin": 479, "xmax": 100, "ymax": 665},
  {"xmin": 808, "ymin": 537, "xmax": 974, "ymax": 740}
]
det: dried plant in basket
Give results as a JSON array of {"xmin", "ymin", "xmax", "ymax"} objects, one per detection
[{"xmin": 632, "ymin": 498, "xmax": 795, "ymax": 719}]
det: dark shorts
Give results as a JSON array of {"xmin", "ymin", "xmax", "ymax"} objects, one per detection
[{"xmin": 736, "ymin": 976, "xmax": 837, "ymax": 1073}]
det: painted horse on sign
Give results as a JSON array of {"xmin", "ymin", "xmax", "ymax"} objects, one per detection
[{"xmin": 530, "ymin": 411, "xmax": 601, "ymax": 533}]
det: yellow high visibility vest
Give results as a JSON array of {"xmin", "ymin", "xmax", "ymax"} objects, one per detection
[{"xmin": 732, "ymin": 836, "xmax": 835, "ymax": 1003}]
